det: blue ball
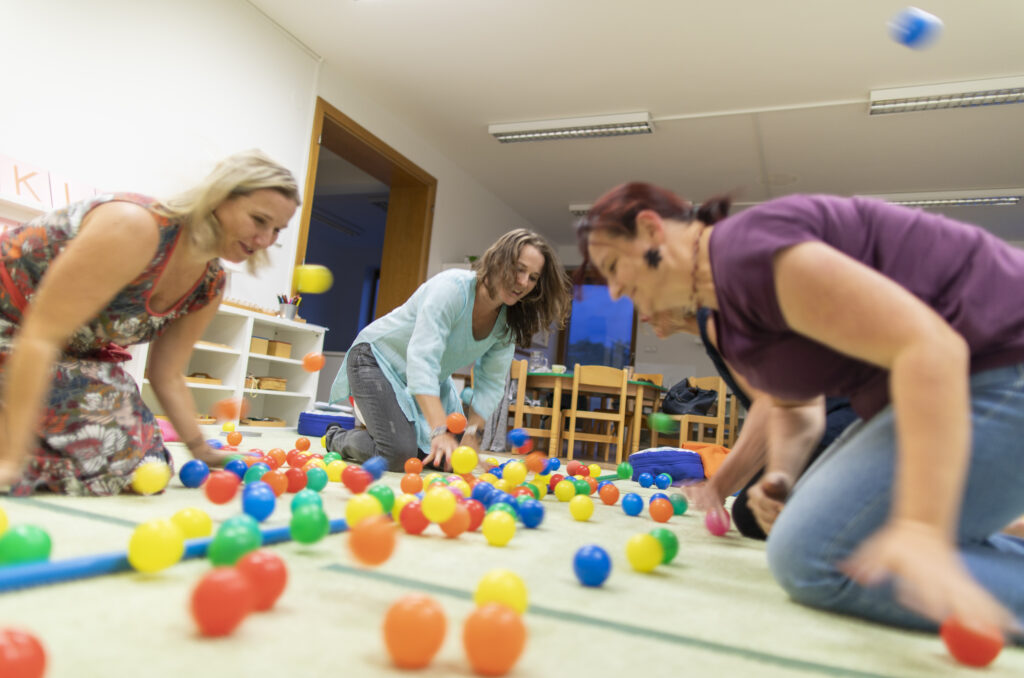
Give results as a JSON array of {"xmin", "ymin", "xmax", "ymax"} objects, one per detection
[
  {"xmin": 544, "ymin": 458, "xmax": 561, "ymax": 473},
  {"xmin": 224, "ymin": 458, "xmax": 248, "ymax": 481},
  {"xmin": 471, "ymin": 482, "xmax": 495, "ymax": 504},
  {"xmin": 637, "ymin": 472, "xmax": 654, "ymax": 488},
  {"xmin": 490, "ymin": 466, "xmax": 503, "ymax": 479},
  {"xmin": 573, "ymin": 544, "xmax": 612, "ymax": 587},
  {"xmin": 489, "ymin": 493, "xmax": 518, "ymax": 516},
  {"xmin": 461, "ymin": 386, "xmax": 474, "ymax": 405},
  {"xmin": 179, "ymin": 459, "xmax": 210, "ymax": 488},
  {"xmin": 597, "ymin": 481, "xmax": 613, "ymax": 492},
  {"xmin": 241, "ymin": 481, "xmax": 276, "ymax": 522},
  {"xmin": 622, "ymin": 493, "xmax": 644, "ymax": 516},
  {"xmin": 888, "ymin": 6, "xmax": 943, "ymax": 49},
  {"xmin": 507, "ymin": 428, "xmax": 529, "ymax": 447},
  {"xmin": 654, "ymin": 473, "xmax": 672, "ymax": 490},
  {"xmin": 518, "ymin": 498, "xmax": 545, "ymax": 528},
  {"xmin": 206, "ymin": 438, "xmax": 223, "ymax": 449},
  {"xmin": 362, "ymin": 456, "xmax": 387, "ymax": 480},
  {"xmin": 650, "ymin": 492, "xmax": 670, "ymax": 505}
]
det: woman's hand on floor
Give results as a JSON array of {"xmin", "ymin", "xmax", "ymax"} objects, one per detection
[
  {"xmin": 746, "ymin": 471, "xmax": 792, "ymax": 535},
  {"xmin": 841, "ymin": 519, "xmax": 1021, "ymax": 637},
  {"xmin": 189, "ymin": 444, "xmax": 233, "ymax": 467},
  {"xmin": 422, "ymin": 433, "xmax": 456, "ymax": 472},
  {"xmin": 682, "ymin": 481, "xmax": 723, "ymax": 514}
]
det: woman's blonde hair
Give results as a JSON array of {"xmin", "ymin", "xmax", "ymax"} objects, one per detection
[
  {"xmin": 158, "ymin": 149, "xmax": 300, "ymax": 273},
  {"xmin": 473, "ymin": 229, "xmax": 572, "ymax": 347}
]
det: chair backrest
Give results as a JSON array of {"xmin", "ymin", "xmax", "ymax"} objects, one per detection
[
  {"xmin": 632, "ymin": 372, "xmax": 664, "ymax": 387},
  {"xmin": 570, "ymin": 364, "xmax": 629, "ymax": 414},
  {"xmin": 688, "ymin": 376, "xmax": 734, "ymax": 444},
  {"xmin": 508, "ymin": 358, "xmax": 528, "ymax": 412}
]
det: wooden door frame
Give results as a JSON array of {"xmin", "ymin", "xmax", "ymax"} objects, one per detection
[{"xmin": 294, "ymin": 97, "xmax": 437, "ymax": 317}]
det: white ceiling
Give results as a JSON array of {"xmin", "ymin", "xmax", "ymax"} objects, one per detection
[{"xmin": 251, "ymin": 0, "xmax": 1024, "ymax": 247}]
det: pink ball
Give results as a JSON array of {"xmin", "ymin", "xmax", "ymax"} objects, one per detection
[{"xmin": 705, "ymin": 509, "xmax": 731, "ymax": 537}]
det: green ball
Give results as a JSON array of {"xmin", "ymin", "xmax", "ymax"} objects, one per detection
[
  {"xmin": 648, "ymin": 412, "xmax": 677, "ymax": 433},
  {"xmin": 243, "ymin": 464, "xmax": 268, "ymax": 484},
  {"xmin": 486, "ymin": 503, "xmax": 518, "ymax": 518},
  {"xmin": 305, "ymin": 467, "xmax": 329, "ymax": 492},
  {"xmin": 291, "ymin": 488, "xmax": 323, "ymax": 511},
  {"xmin": 290, "ymin": 504, "xmax": 329, "ymax": 544},
  {"xmin": 572, "ymin": 479, "xmax": 590, "ymax": 496},
  {"xmin": 519, "ymin": 483, "xmax": 540, "ymax": 500},
  {"xmin": 322, "ymin": 451, "xmax": 343, "ymax": 465},
  {"xmin": 616, "ymin": 462, "xmax": 633, "ymax": 480},
  {"xmin": 208, "ymin": 523, "xmax": 261, "ymax": 566},
  {"xmin": 227, "ymin": 454, "xmax": 245, "ymax": 463},
  {"xmin": 669, "ymin": 493, "xmax": 689, "ymax": 516},
  {"xmin": 649, "ymin": 527, "xmax": 680, "ymax": 564},
  {"xmin": 0, "ymin": 525, "xmax": 52, "ymax": 565},
  {"xmin": 366, "ymin": 484, "xmax": 395, "ymax": 513}
]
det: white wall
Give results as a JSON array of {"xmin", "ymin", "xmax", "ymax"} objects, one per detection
[{"xmin": 0, "ymin": 0, "xmax": 319, "ymax": 307}]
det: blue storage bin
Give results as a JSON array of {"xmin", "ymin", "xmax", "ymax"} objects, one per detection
[
  {"xmin": 627, "ymin": 447, "xmax": 706, "ymax": 484},
  {"xmin": 298, "ymin": 411, "xmax": 355, "ymax": 437}
]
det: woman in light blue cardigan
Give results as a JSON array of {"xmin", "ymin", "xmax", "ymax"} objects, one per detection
[{"xmin": 328, "ymin": 229, "xmax": 571, "ymax": 471}]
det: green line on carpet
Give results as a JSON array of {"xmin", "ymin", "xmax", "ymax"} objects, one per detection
[
  {"xmin": 322, "ymin": 562, "xmax": 899, "ymax": 678},
  {"xmin": 6, "ymin": 497, "xmax": 139, "ymax": 528}
]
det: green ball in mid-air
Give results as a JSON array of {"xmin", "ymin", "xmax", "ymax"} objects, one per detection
[
  {"xmin": 616, "ymin": 462, "xmax": 633, "ymax": 480},
  {"xmin": 648, "ymin": 412, "xmax": 677, "ymax": 433}
]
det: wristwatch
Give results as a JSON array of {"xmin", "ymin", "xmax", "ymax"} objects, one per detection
[
  {"xmin": 430, "ymin": 424, "xmax": 449, "ymax": 440},
  {"xmin": 463, "ymin": 425, "xmax": 480, "ymax": 439}
]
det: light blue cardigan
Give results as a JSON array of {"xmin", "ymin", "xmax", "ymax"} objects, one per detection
[{"xmin": 329, "ymin": 269, "xmax": 515, "ymax": 453}]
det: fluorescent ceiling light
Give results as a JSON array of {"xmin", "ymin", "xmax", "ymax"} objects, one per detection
[
  {"xmin": 489, "ymin": 112, "xmax": 652, "ymax": 143},
  {"xmin": 568, "ymin": 203, "xmax": 592, "ymax": 217},
  {"xmin": 885, "ymin": 196, "xmax": 1020, "ymax": 207},
  {"xmin": 869, "ymin": 75, "xmax": 1024, "ymax": 115}
]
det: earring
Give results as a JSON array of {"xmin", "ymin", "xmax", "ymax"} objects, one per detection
[{"xmin": 644, "ymin": 248, "xmax": 662, "ymax": 269}]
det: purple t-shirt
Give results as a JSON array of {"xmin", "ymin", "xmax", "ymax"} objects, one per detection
[{"xmin": 710, "ymin": 194, "xmax": 1024, "ymax": 419}]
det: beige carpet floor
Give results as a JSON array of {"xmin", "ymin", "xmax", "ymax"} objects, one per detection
[{"xmin": 1, "ymin": 428, "xmax": 1021, "ymax": 678}]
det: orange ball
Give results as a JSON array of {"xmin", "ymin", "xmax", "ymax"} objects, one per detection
[
  {"xmin": 446, "ymin": 412, "xmax": 467, "ymax": 435},
  {"xmin": 261, "ymin": 469, "xmax": 288, "ymax": 497},
  {"xmin": 348, "ymin": 516, "xmax": 396, "ymax": 567},
  {"xmin": 404, "ymin": 457, "xmax": 423, "ymax": 474},
  {"xmin": 463, "ymin": 603, "xmax": 526, "ymax": 676},
  {"xmin": 524, "ymin": 452, "xmax": 546, "ymax": 474},
  {"xmin": 598, "ymin": 483, "xmax": 620, "ymax": 505},
  {"xmin": 295, "ymin": 437, "xmax": 311, "ymax": 451},
  {"xmin": 649, "ymin": 498, "xmax": 673, "ymax": 523},
  {"xmin": 440, "ymin": 503, "xmax": 471, "ymax": 538},
  {"xmin": 401, "ymin": 473, "xmax": 424, "ymax": 494},
  {"xmin": 212, "ymin": 397, "xmax": 249, "ymax": 423},
  {"xmin": 226, "ymin": 431, "xmax": 243, "ymax": 446},
  {"xmin": 302, "ymin": 352, "xmax": 326, "ymax": 372},
  {"xmin": 266, "ymin": 448, "xmax": 287, "ymax": 467},
  {"xmin": 383, "ymin": 594, "xmax": 447, "ymax": 669},
  {"xmin": 940, "ymin": 617, "xmax": 1003, "ymax": 667}
]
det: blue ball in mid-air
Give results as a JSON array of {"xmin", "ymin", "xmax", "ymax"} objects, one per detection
[{"xmin": 888, "ymin": 6, "xmax": 943, "ymax": 49}]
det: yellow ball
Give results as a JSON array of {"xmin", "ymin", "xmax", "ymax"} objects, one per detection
[
  {"xmin": 502, "ymin": 461, "xmax": 527, "ymax": 486},
  {"xmin": 345, "ymin": 493, "xmax": 384, "ymax": 527},
  {"xmin": 569, "ymin": 495, "xmax": 595, "ymax": 522},
  {"xmin": 625, "ymin": 533, "xmax": 664, "ymax": 573},
  {"xmin": 478, "ymin": 473, "xmax": 498, "ymax": 485},
  {"xmin": 392, "ymin": 493, "xmax": 417, "ymax": 521},
  {"xmin": 326, "ymin": 460, "xmax": 347, "ymax": 482},
  {"xmin": 482, "ymin": 511, "xmax": 516, "ymax": 547},
  {"xmin": 0, "ymin": 506, "xmax": 7, "ymax": 536},
  {"xmin": 221, "ymin": 421, "xmax": 236, "ymax": 433},
  {"xmin": 170, "ymin": 507, "xmax": 213, "ymax": 539},
  {"xmin": 529, "ymin": 480, "xmax": 548, "ymax": 500},
  {"xmin": 449, "ymin": 478, "xmax": 472, "ymax": 498},
  {"xmin": 421, "ymin": 487, "xmax": 456, "ymax": 523},
  {"xmin": 303, "ymin": 458, "xmax": 327, "ymax": 471},
  {"xmin": 127, "ymin": 519, "xmax": 185, "ymax": 573},
  {"xmin": 320, "ymin": 435, "xmax": 327, "ymax": 448},
  {"xmin": 588, "ymin": 464, "xmax": 602, "ymax": 479},
  {"xmin": 485, "ymin": 457, "xmax": 499, "ymax": 468},
  {"xmin": 493, "ymin": 478, "xmax": 512, "ymax": 494},
  {"xmin": 295, "ymin": 264, "xmax": 334, "ymax": 294},
  {"xmin": 424, "ymin": 472, "xmax": 444, "ymax": 487},
  {"xmin": 131, "ymin": 461, "xmax": 171, "ymax": 496},
  {"xmin": 554, "ymin": 480, "xmax": 576, "ymax": 502},
  {"xmin": 451, "ymin": 446, "xmax": 479, "ymax": 475},
  {"xmin": 474, "ymin": 569, "xmax": 528, "ymax": 614}
]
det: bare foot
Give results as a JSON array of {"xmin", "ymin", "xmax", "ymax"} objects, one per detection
[{"xmin": 1003, "ymin": 517, "xmax": 1024, "ymax": 539}]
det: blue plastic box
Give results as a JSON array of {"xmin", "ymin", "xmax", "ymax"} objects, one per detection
[
  {"xmin": 297, "ymin": 411, "xmax": 355, "ymax": 437},
  {"xmin": 627, "ymin": 447, "xmax": 706, "ymax": 484}
]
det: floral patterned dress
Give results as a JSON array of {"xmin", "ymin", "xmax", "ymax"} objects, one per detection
[{"xmin": 0, "ymin": 193, "xmax": 225, "ymax": 496}]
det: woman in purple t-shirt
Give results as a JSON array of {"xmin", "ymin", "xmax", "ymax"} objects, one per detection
[{"xmin": 576, "ymin": 182, "xmax": 1024, "ymax": 642}]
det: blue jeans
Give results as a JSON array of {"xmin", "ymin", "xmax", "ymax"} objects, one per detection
[{"xmin": 766, "ymin": 363, "xmax": 1024, "ymax": 638}]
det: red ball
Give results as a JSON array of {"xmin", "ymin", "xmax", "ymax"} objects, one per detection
[
  {"xmin": 465, "ymin": 499, "xmax": 486, "ymax": 532},
  {"xmin": 0, "ymin": 628, "xmax": 46, "ymax": 678},
  {"xmin": 577, "ymin": 464, "xmax": 590, "ymax": 477},
  {"xmin": 401, "ymin": 473, "xmax": 424, "ymax": 494},
  {"xmin": 399, "ymin": 501, "xmax": 430, "ymax": 535},
  {"xmin": 940, "ymin": 617, "xmax": 1003, "ymax": 668},
  {"xmin": 191, "ymin": 568, "xmax": 253, "ymax": 637},
  {"xmin": 516, "ymin": 438, "xmax": 534, "ymax": 455},
  {"xmin": 344, "ymin": 468, "xmax": 372, "ymax": 494},
  {"xmin": 565, "ymin": 460, "xmax": 582, "ymax": 476},
  {"xmin": 204, "ymin": 470, "xmax": 240, "ymax": 504},
  {"xmin": 284, "ymin": 467, "xmax": 308, "ymax": 493},
  {"xmin": 446, "ymin": 412, "xmax": 467, "ymax": 434},
  {"xmin": 236, "ymin": 549, "xmax": 287, "ymax": 611},
  {"xmin": 440, "ymin": 504, "xmax": 471, "ymax": 539},
  {"xmin": 511, "ymin": 486, "xmax": 534, "ymax": 499},
  {"xmin": 547, "ymin": 473, "xmax": 565, "ymax": 491},
  {"xmin": 598, "ymin": 483, "xmax": 620, "ymax": 505},
  {"xmin": 649, "ymin": 498, "xmax": 673, "ymax": 523},
  {"xmin": 404, "ymin": 457, "xmax": 423, "ymax": 474}
]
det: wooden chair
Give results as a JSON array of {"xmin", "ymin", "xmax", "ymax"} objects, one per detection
[
  {"xmin": 560, "ymin": 364, "xmax": 630, "ymax": 464},
  {"xmin": 507, "ymin": 359, "xmax": 563, "ymax": 455},
  {"xmin": 628, "ymin": 372, "xmax": 665, "ymax": 453},
  {"xmin": 650, "ymin": 376, "xmax": 737, "ymax": 448}
]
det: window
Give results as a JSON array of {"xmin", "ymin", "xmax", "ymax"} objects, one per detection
[{"xmin": 561, "ymin": 283, "xmax": 635, "ymax": 369}]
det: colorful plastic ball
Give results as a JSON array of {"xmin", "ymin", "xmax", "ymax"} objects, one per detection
[
  {"xmin": 625, "ymin": 533, "xmax": 664, "ymax": 573},
  {"xmin": 544, "ymin": 458, "xmax": 561, "ymax": 473},
  {"xmin": 705, "ymin": 509, "xmax": 731, "ymax": 537},
  {"xmin": 573, "ymin": 544, "xmax": 612, "ymax": 587},
  {"xmin": 587, "ymin": 463, "xmax": 602, "ymax": 479},
  {"xmin": 517, "ymin": 499, "xmax": 545, "ymax": 529},
  {"xmin": 191, "ymin": 567, "xmax": 253, "ymax": 637},
  {"xmin": 286, "ymin": 467, "xmax": 310, "ymax": 493},
  {"xmin": 399, "ymin": 501, "xmax": 430, "ymax": 535},
  {"xmin": 130, "ymin": 460, "xmax": 171, "ymax": 495},
  {"xmin": 346, "ymin": 493, "xmax": 385, "ymax": 527},
  {"xmin": 241, "ymin": 481, "xmax": 277, "ymax": 522},
  {"xmin": 326, "ymin": 459, "xmax": 347, "ymax": 482},
  {"xmin": 235, "ymin": 549, "xmax": 287, "ymax": 612},
  {"xmin": 243, "ymin": 462, "xmax": 271, "ymax": 485},
  {"xmin": 571, "ymin": 478, "xmax": 590, "ymax": 496},
  {"xmin": 206, "ymin": 438, "xmax": 223, "ymax": 449},
  {"xmin": 598, "ymin": 483, "xmax": 620, "ymax": 505},
  {"xmin": 637, "ymin": 472, "xmax": 654, "ymax": 488},
  {"xmin": 260, "ymin": 469, "xmax": 288, "ymax": 497},
  {"xmin": 440, "ymin": 503, "xmax": 471, "ymax": 538},
  {"xmin": 366, "ymin": 484, "xmax": 396, "ymax": 514},
  {"xmin": 552, "ymin": 480, "xmax": 575, "ymax": 503},
  {"xmin": 654, "ymin": 473, "xmax": 672, "ymax": 490},
  {"xmin": 342, "ymin": 467, "xmax": 372, "ymax": 494},
  {"xmin": 446, "ymin": 412, "xmax": 467, "ymax": 434},
  {"xmin": 290, "ymin": 488, "xmax": 323, "ymax": 512},
  {"xmin": 0, "ymin": 628, "xmax": 46, "ymax": 678},
  {"xmin": 482, "ymin": 511, "xmax": 516, "ymax": 547},
  {"xmin": 0, "ymin": 525, "xmax": 52, "ymax": 566},
  {"xmin": 451, "ymin": 445, "xmax": 479, "ymax": 475},
  {"xmin": 524, "ymin": 452, "xmax": 546, "ymax": 474},
  {"xmin": 204, "ymin": 470, "xmax": 240, "ymax": 504},
  {"xmin": 649, "ymin": 492, "xmax": 669, "ymax": 504},
  {"xmin": 224, "ymin": 458, "xmax": 248, "ymax": 481},
  {"xmin": 289, "ymin": 504, "xmax": 329, "ymax": 544},
  {"xmin": 171, "ymin": 507, "xmax": 213, "ymax": 540},
  {"xmin": 487, "ymin": 503, "xmax": 518, "ymax": 521},
  {"xmin": 400, "ymin": 473, "xmax": 424, "ymax": 494},
  {"xmin": 649, "ymin": 498, "xmax": 673, "ymax": 523},
  {"xmin": 461, "ymin": 386, "xmax": 474, "ymax": 405},
  {"xmin": 349, "ymin": 515, "xmax": 397, "ymax": 565},
  {"xmin": 463, "ymin": 603, "xmax": 527, "ymax": 677},
  {"xmin": 622, "ymin": 493, "xmax": 644, "ymax": 516},
  {"xmin": 421, "ymin": 487, "xmax": 457, "ymax": 523},
  {"xmin": 471, "ymin": 482, "xmax": 495, "ymax": 503},
  {"xmin": 305, "ymin": 466, "xmax": 329, "ymax": 492},
  {"xmin": 649, "ymin": 527, "xmax": 680, "ymax": 564},
  {"xmin": 226, "ymin": 431, "xmax": 243, "ymax": 447},
  {"xmin": 566, "ymin": 460, "xmax": 582, "ymax": 476},
  {"xmin": 465, "ymin": 499, "xmax": 486, "ymax": 532},
  {"xmin": 888, "ymin": 6, "xmax": 943, "ymax": 49},
  {"xmin": 178, "ymin": 459, "xmax": 210, "ymax": 488},
  {"xmin": 515, "ymin": 438, "xmax": 534, "ymax": 455},
  {"xmin": 302, "ymin": 352, "xmax": 326, "ymax": 372},
  {"xmin": 362, "ymin": 456, "xmax": 388, "ymax": 481},
  {"xmin": 507, "ymin": 428, "xmax": 529, "ymax": 448},
  {"xmin": 221, "ymin": 420, "xmax": 236, "ymax": 433},
  {"xmin": 295, "ymin": 263, "xmax": 334, "ymax": 294},
  {"xmin": 669, "ymin": 493, "xmax": 689, "ymax": 516},
  {"xmin": 127, "ymin": 519, "xmax": 185, "ymax": 573},
  {"xmin": 474, "ymin": 569, "xmax": 528, "ymax": 614},
  {"xmin": 383, "ymin": 594, "xmax": 446, "ymax": 669},
  {"xmin": 502, "ymin": 461, "xmax": 527, "ymax": 487},
  {"xmin": 404, "ymin": 457, "xmax": 423, "ymax": 474},
  {"xmin": 322, "ymin": 451, "xmax": 342, "ymax": 465},
  {"xmin": 647, "ymin": 411, "xmax": 676, "ymax": 433},
  {"xmin": 569, "ymin": 495, "xmax": 595, "ymax": 522},
  {"xmin": 208, "ymin": 519, "xmax": 262, "ymax": 566},
  {"xmin": 616, "ymin": 462, "xmax": 633, "ymax": 479},
  {"xmin": 940, "ymin": 617, "xmax": 1003, "ymax": 667},
  {"xmin": 392, "ymin": 493, "xmax": 417, "ymax": 521}
]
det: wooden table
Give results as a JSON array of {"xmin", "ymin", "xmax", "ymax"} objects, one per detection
[{"xmin": 523, "ymin": 371, "xmax": 665, "ymax": 460}]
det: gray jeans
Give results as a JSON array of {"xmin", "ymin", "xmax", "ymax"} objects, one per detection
[{"xmin": 324, "ymin": 343, "xmax": 418, "ymax": 472}]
